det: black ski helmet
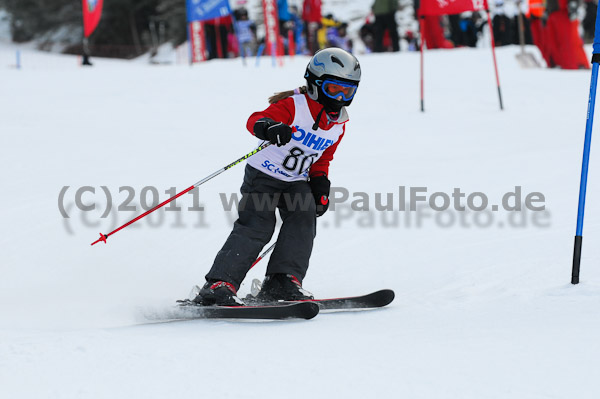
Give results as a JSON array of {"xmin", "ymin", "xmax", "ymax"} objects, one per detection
[{"xmin": 305, "ymin": 47, "xmax": 361, "ymax": 114}]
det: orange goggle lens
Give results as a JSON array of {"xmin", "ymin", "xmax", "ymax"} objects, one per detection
[{"xmin": 322, "ymin": 80, "xmax": 357, "ymax": 101}]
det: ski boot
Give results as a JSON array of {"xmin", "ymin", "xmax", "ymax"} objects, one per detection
[
  {"xmin": 193, "ymin": 281, "xmax": 244, "ymax": 306},
  {"xmin": 256, "ymin": 274, "xmax": 314, "ymax": 302}
]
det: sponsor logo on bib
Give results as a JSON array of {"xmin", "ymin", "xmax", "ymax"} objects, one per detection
[{"xmin": 292, "ymin": 126, "xmax": 335, "ymax": 151}]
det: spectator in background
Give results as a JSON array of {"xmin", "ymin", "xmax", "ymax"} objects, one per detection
[
  {"xmin": 421, "ymin": 15, "xmax": 454, "ymax": 48},
  {"xmin": 448, "ymin": 14, "xmax": 463, "ymax": 46},
  {"xmin": 463, "ymin": 12, "xmax": 486, "ymax": 47},
  {"xmin": 448, "ymin": 12, "xmax": 484, "ymax": 47},
  {"xmin": 360, "ymin": 15, "xmax": 376, "ymax": 53},
  {"xmin": 492, "ymin": 0, "xmax": 532, "ymax": 47},
  {"xmin": 582, "ymin": 0, "xmax": 597, "ymax": 43},
  {"xmin": 492, "ymin": 1, "xmax": 514, "ymax": 46},
  {"xmin": 234, "ymin": 8, "xmax": 257, "ymax": 57},
  {"xmin": 205, "ymin": 16, "xmax": 231, "ymax": 59},
  {"xmin": 545, "ymin": 0, "xmax": 590, "ymax": 69},
  {"xmin": 302, "ymin": 0, "xmax": 322, "ymax": 54},
  {"xmin": 290, "ymin": 5, "xmax": 308, "ymax": 54},
  {"xmin": 404, "ymin": 30, "xmax": 418, "ymax": 51},
  {"xmin": 459, "ymin": 13, "xmax": 477, "ymax": 47},
  {"xmin": 278, "ymin": 0, "xmax": 292, "ymax": 38},
  {"xmin": 318, "ymin": 14, "xmax": 339, "ymax": 49},
  {"xmin": 327, "ymin": 22, "xmax": 353, "ymax": 52},
  {"xmin": 372, "ymin": 0, "xmax": 400, "ymax": 52},
  {"xmin": 528, "ymin": 0, "xmax": 549, "ymax": 63},
  {"xmin": 510, "ymin": 5, "xmax": 534, "ymax": 45}
]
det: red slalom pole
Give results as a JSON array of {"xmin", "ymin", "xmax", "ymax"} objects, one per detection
[
  {"xmin": 419, "ymin": 16, "xmax": 426, "ymax": 113},
  {"xmin": 486, "ymin": 10, "xmax": 504, "ymax": 111},
  {"xmin": 250, "ymin": 242, "xmax": 276, "ymax": 268},
  {"xmin": 288, "ymin": 30, "xmax": 295, "ymax": 57},
  {"xmin": 188, "ymin": 241, "xmax": 276, "ymax": 299},
  {"xmin": 91, "ymin": 142, "xmax": 272, "ymax": 246}
]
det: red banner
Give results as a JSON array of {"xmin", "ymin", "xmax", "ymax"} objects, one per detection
[
  {"xmin": 82, "ymin": 0, "xmax": 103, "ymax": 37},
  {"xmin": 262, "ymin": 0, "xmax": 280, "ymax": 55},
  {"xmin": 190, "ymin": 21, "xmax": 207, "ymax": 63},
  {"xmin": 419, "ymin": 0, "xmax": 488, "ymax": 16}
]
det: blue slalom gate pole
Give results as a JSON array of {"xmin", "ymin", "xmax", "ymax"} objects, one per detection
[
  {"xmin": 571, "ymin": 7, "xmax": 600, "ymax": 284},
  {"xmin": 271, "ymin": 43, "xmax": 276, "ymax": 67},
  {"xmin": 255, "ymin": 43, "xmax": 265, "ymax": 67}
]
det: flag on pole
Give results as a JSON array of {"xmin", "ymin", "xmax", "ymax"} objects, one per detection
[
  {"xmin": 189, "ymin": 21, "xmax": 207, "ymax": 63},
  {"xmin": 262, "ymin": 0, "xmax": 281, "ymax": 57},
  {"xmin": 82, "ymin": 0, "xmax": 104, "ymax": 38},
  {"xmin": 186, "ymin": 0, "xmax": 232, "ymax": 64},
  {"xmin": 419, "ymin": 0, "xmax": 488, "ymax": 16},
  {"xmin": 187, "ymin": 0, "xmax": 232, "ymax": 22},
  {"xmin": 418, "ymin": 0, "xmax": 502, "ymax": 111}
]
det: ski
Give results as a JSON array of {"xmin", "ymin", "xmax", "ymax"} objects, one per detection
[
  {"xmin": 175, "ymin": 300, "xmax": 320, "ymax": 320},
  {"xmin": 308, "ymin": 289, "xmax": 395, "ymax": 310},
  {"xmin": 245, "ymin": 288, "xmax": 395, "ymax": 311}
]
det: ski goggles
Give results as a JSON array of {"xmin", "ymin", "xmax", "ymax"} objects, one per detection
[{"xmin": 321, "ymin": 79, "xmax": 358, "ymax": 102}]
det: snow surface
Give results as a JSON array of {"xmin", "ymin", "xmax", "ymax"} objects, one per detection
[{"xmin": 1, "ymin": 41, "xmax": 600, "ymax": 399}]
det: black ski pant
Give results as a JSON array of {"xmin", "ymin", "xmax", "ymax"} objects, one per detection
[
  {"xmin": 373, "ymin": 12, "xmax": 400, "ymax": 52},
  {"xmin": 205, "ymin": 165, "xmax": 317, "ymax": 290}
]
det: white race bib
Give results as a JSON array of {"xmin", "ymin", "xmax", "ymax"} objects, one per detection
[{"xmin": 247, "ymin": 95, "xmax": 345, "ymax": 182}]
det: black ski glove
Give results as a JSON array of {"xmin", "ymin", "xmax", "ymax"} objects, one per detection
[
  {"xmin": 309, "ymin": 174, "xmax": 331, "ymax": 217},
  {"xmin": 253, "ymin": 118, "xmax": 293, "ymax": 147}
]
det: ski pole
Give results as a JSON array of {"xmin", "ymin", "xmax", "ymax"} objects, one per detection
[
  {"xmin": 250, "ymin": 242, "xmax": 276, "ymax": 269},
  {"xmin": 91, "ymin": 142, "xmax": 272, "ymax": 246},
  {"xmin": 571, "ymin": 8, "xmax": 600, "ymax": 283}
]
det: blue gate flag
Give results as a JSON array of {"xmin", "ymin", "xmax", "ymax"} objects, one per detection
[{"xmin": 187, "ymin": 0, "xmax": 231, "ymax": 23}]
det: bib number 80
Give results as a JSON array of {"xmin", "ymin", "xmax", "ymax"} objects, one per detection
[{"xmin": 283, "ymin": 147, "xmax": 318, "ymax": 175}]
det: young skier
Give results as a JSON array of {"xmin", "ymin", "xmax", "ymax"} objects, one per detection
[{"xmin": 194, "ymin": 47, "xmax": 361, "ymax": 306}]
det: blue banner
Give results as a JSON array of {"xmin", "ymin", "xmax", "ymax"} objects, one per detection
[{"xmin": 187, "ymin": 0, "xmax": 231, "ymax": 23}]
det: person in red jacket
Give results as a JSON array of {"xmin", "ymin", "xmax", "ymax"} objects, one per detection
[
  {"xmin": 302, "ymin": 0, "xmax": 322, "ymax": 53},
  {"xmin": 421, "ymin": 15, "xmax": 454, "ymax": 49},
  {"xmin": 545, "ymin": 0, "xmax": 590, "ymax": 69},
  {"xmin": 194, "ymin": 47, "xmax": 361, "ymax": 306}
]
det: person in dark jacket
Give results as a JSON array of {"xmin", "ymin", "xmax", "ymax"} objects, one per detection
[{"xmin": 372, "ymin": 0, "xmax": 400, "ymax": 52}]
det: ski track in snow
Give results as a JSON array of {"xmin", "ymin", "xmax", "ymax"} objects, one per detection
[{"xmin": 1, "ymin": 40, "xmax": 600, "ymax": 398}]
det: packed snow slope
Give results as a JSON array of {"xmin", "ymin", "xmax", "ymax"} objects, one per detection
[{"xmin": 1, "ymin": 43, "xmax": 600, "ymax": 399}]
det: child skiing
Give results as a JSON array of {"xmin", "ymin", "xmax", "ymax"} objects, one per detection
[{"xmin": 194, "ymin": 47, "xmax": 361, "ymax": 306}]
